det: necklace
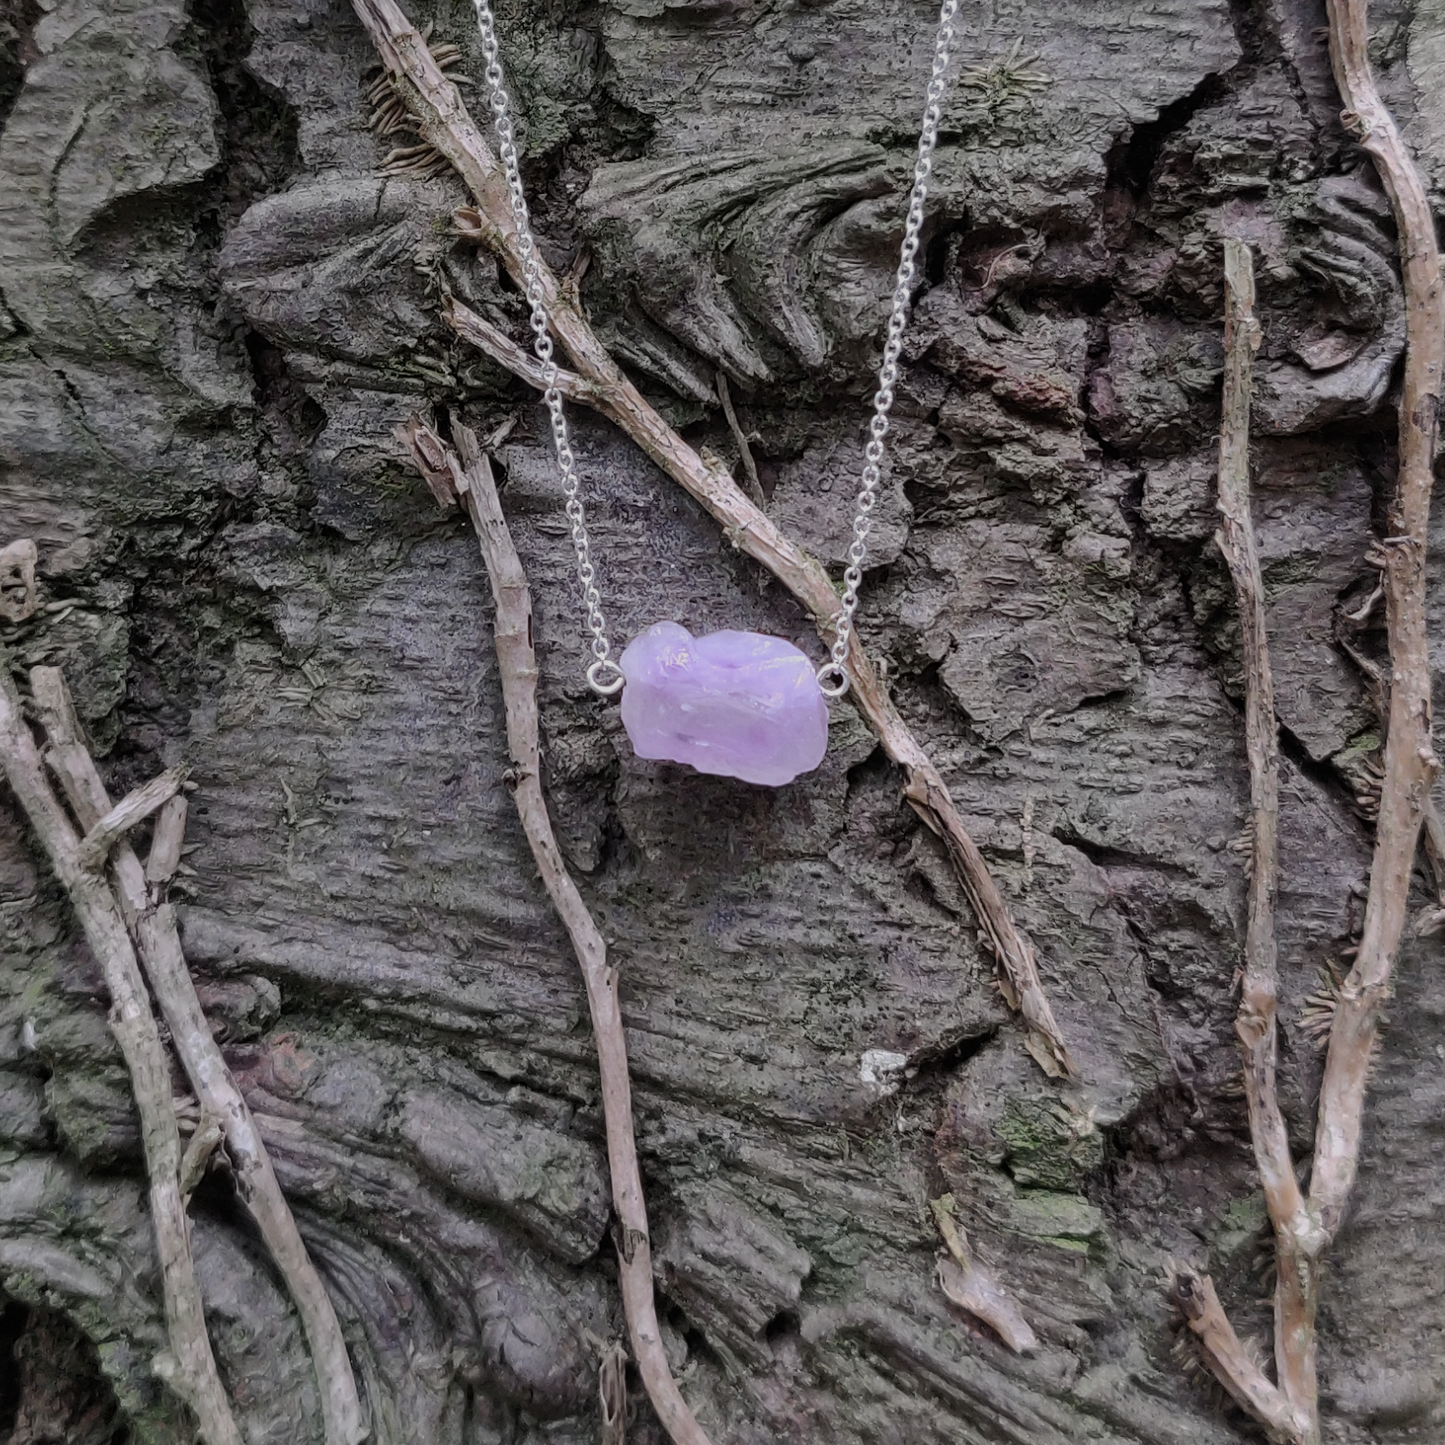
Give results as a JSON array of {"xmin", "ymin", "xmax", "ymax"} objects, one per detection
[{"xmin": 469, "ymin": 0, "xmax": 958, "ymax": 787}]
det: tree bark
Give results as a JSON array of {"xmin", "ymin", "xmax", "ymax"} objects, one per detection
[{"xmin": 3, "ymin": 0, "xmax": 1445, "ymax": 1442}]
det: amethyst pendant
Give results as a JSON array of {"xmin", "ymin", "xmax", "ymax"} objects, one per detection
[{"xmin": 617, "ymin": 623, "xmax": 829, "ymax": 787}]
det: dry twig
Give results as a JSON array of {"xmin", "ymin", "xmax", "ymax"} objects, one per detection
[
  {"xmin": 1178, "ymin": 242, "xmax": 1320, "ymax": 1443},
  {"xmin": 1173, "ymin": 1269, "xmax": 1302, "ymax": 1440},
  {"xmin": 0, "ymin": 667, "xmax": 243, "ymax": 1445},
  {"xmin": 74, "ymin": 765, "xmax": 188, "ymax": 872},
  {"xmin": 397, "ymin": 416, "xmax": 715, "ymax": 1445},
  {"xmin": 929, "ymin": 1194, "xmax": 1038, "ymax": 1354},
  {"xmin": 29, "ymin": 668, "xmax": 367, "ymax": 1445},
  {"xmin": 1314, "ymin": 0, "xmax": 1443, "ymax": 1231},
  {"xmin": 350, "ymin": 0, "xmax": 1071, "ymax": 1077},
  {"xmin": 1178, "ymin": 0, "xmax": 1445, "ymax": 1427},
  {"xmin": 714, "ymin": 370, "xmax": 766, "ymax": 508}
]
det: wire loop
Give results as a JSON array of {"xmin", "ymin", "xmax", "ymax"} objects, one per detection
[{"xmin": 586, "ymin": 659, "xmax": 626, "ymax": 696}]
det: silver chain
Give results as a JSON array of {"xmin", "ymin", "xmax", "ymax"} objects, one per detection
[
  {"xmin": 468, "ymin": 0, "xmax": 957, "ymax": 701},
  {"xmin": 817, "ymin": 0, "xmax": 959, "ymax": 698},
  {"xmin": 471, "ymin": 0, "xmax": 624, "ymax": 696}
]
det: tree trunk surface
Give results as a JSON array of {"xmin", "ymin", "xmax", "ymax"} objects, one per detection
[{"xmin": 2, "ymin": 0, "xmax": 1443, "ymax": 1442}]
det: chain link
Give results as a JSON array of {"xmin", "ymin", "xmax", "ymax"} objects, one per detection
[
  {"xmin": 817, "ymin": 0, "xmax": 959, "ymax": 698},
  {"xmin": 470, "ymin": 0, "xmax": 956, "ymax": 701},
  {"xmin": 471, "ymin": 0, "xmax": 623, "ymax": 696}
]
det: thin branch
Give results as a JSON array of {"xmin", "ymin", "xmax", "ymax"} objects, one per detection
[
  {"xmin": 0, "ymin": 668, "xmax": 242, "ymax": 1445},
  {"xmin": 351, "ymin": 0, "xmax": 1072, "ymax": 1077},
  {"xmin": 145, "ymin": 794, "xmax": 190, "ymax": 888},
  {"xmin": 74, "ymin": 766, "xmax": 188, "ymax": 872},
  {"xmin": 398, "ymin": 416, "xmax": 716, "ymax": 1445},
  {"xmin": 1207, "ymin": 241, "xmax": 1325, "ymax": 1434},
  {"xmin": 444, "ymin": 293, "xmax": 595, "ymax": 402},
  {"xmin": 1183, "ymin": 7, "xmax": 1445, "ymax": 1439},
  {"xmin": 29, "ymin": 668, "xmax": 367, "ymax": 1445},
  {"xmin": 1312, "ymin": 0, "xmax": 1444, "ymax": 1234},
  {"xmin": 715, "ymin": 370, "xmax": 766, "ymax": 508},
  {"xmin": 1173, "ymin": 1270, "xmax": 1306, "ymax": 1443}
]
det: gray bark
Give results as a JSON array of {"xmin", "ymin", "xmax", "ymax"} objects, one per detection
[{"xmin": 2, "ymin": 0, "xmax": 1443, "ymax": 1442}]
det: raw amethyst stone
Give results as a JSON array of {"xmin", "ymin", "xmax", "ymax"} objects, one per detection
[{"xmin": 618, "ymin": 622, "xmax": 829, "ymax": 787}]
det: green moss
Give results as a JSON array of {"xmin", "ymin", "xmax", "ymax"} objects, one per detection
[
  {"xmin": 997, "ymin": 1097, "xmax": 1103, "ymax": 1191},
  {"xmin": 93, "ymin": 1337, "xmax": 187, "ymax": 1445},
  {"xmin": 819, "ymin": 1230, "xmax": 873, "ymax": 1270},
  {"xmin": 1006, "ymin": 1188, "xmax": 1104, "ymax": 1246},
  {"xmin": 1211, "ymin": 1190, "xmax": 1268, "ymax": 1268},
  {"xmin": 1334, "ymin": 730, "xmax": 1384, "ymax": 766},
  {"xmin": 46, "ymin": 1067, "xmax": 139, "ymax": 1167}
]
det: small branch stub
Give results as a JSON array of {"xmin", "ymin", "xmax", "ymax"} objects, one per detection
[
  {"xmin": 75, "ymin": 766, "xmax": 189, "ymax": 872},
  {"xmin": 179, "ymin": 1114, "xmax": 226, "ymax": 1203},
  {"xmin": 0, "ymin": 538, "xmax": 39, "ymax": 623},
  {"xmin": 599, "ymin": 1339, "xmax": 628, "ymax": 1445},
  {"xmin": 715, "ymin": 369, "xmax": 766, "ymax": 509}
]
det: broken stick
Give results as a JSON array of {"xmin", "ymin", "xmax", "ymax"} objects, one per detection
[
  {"xmin": 1312, "ymin": 0, "xmax": 1444, "ymax": 1239},
  {"xmin": 1177, "ymin": 240, "xmax": 1320, "ymax": 1444},
  {"xmin": 0, "ymin": 667, "xmax": 243, "ymax": 1445},
  {"xmin": 74, "ymin": 765, "xmax": 188, "ymax": 872},
  {"xmin": 1181, "ymin": 12, "xmax": 1445, "ymax": 1412},
  {"xmin": 29, "ymin": 668, "xmax": 366, "ymax": 1445},
  {"xmin": 398, "ymin": 416, "xmax": 716, "ymax": 1445}
]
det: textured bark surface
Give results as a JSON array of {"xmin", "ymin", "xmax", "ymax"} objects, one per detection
[{"xmin": 2, "ymin": 1, "xmax": 1444, "ymax": 1442}]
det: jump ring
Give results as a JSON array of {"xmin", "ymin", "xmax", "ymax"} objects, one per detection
[
  {"xmin": 586, "ymin": 659, "xmax": 626, "ymax": 697},
  {"xmin": 816, "ymin": 662, "xmax": 851, "ymax": 699}
]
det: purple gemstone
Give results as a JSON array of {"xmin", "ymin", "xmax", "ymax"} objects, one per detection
[{"xmin": 618, "ymin": 622, "xmax": 829, "ymax": 787}]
